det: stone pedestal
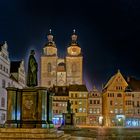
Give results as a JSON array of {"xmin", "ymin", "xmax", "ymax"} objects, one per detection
[
  {"xmin": 0, "ymin": 128, "xmax": 71, "ymax": 139},
  {"xmin": 6, "ymin": 87, "xmax": 53, "ymax": 128},
  {"xmin": 62, "ymin": 113, "xmax": 75, "ymax": 126}
]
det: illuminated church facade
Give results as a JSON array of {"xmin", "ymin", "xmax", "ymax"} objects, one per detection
[{"xmin": 41, "ymin": 30, "xmax": 83, "ymax": 87}]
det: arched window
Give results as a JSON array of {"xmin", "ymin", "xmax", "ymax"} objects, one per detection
[
  {"xmin": 1, "ymin": 97, "xmax": 5, "ymax": 107},
  {"xmin": 47, "ymin": 63, "xmax": 52, "ymax": 72},
  {"xmin": 72, "ymin": 63, "xmax": 76, "ymax": 72}
]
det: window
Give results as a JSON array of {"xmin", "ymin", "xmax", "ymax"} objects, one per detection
[
  {"xmin": 120, "ymin": 109, "xmax": 123, "ymax": 113},
  {"xmin": 90, "ymin": 100, "xmax": 92, "ymax": 104},
  {"xmin": 110, "ymin": 100, "xmax": 113, "ymax": 106},
  {"xmin": 83, "ymin": 108, "xmax": 86, "ymax": 112},
  {"xmin": 1, "ymin": 113, "xmax": 5, "ymax": 120},
  {"xmin": 75, "ymin": 94, "xmax": 77, "ymax": 98},
  {"xmin": 71, "ymin": 101, "xmax": 73, "ymax": 105},
  {"xmin": 97, "ymin": 100, "xmax": 100, "ymax": 104},
  {"xmin": 117, "ymin": 93, "xmax": 122, "ymax": 97},
  {"xmin": 71, "ymin": 93, "xmax": 73, "ymax": 98},
  {"xmin": 2, "ymin": 79, "xmax": 6, "ymax": 88},
  {"xmin": 1, "ymin": 97, "xmax": 5, "ymax": 107},
  {"xmin": 115, "ymin": 109, "xmax": 118, "ymax": 114},
  {"xmin": 97, "ymin": 108, "xmax": 100, "ymax": 114},
  {"xmin": 94, "ymin": 100, "xmax": 96, "ymax": 104},
  {"xmin": 79, "ymin": 108, "xmax": 82, "ymax": 112},
  {"xmin": 89, "ymin": 108, "xmax": 92, "ymax": 114},
  {"xmin": 75, "ymin": 108, "xmax": 77, "ymax": 113},
  {"xmin": 137, "ymin": 101, "xmax": 139, "ymax": 107},
  {"xmin": 0, "ymin": 64, "xmax": 2, "ymax": 69},
  {"xmin": 47, "ymin": 63, "xmax": 51, "ymax": 72},
  {"xmin": 75, "ymin": 101, "xmax": 77, "ymax": 105}
]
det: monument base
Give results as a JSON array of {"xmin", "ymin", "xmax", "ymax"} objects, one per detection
[
  {"xmin": 58, "ymin": 113, "xmax": 80, "ymax": 131},
  {"xmin": 0, "ymin": 128, "xmax": 71, "ymax": 140}
]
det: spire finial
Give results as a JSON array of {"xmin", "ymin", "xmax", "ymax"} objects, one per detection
[
  {"xmin": 49, "ymin": 29, "xmax": 52, "ymax": 34},
  {"xmin": 73, "ymin": 29, "xmax": 76, "ymax": 34}
]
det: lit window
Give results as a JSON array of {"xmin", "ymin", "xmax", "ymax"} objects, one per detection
[
  {"xmin": 97, "ymin": 108, "xmax": 100, "ymax": 114},
  {"xmin": 115, "ymin": 109, "xmax": 118, "ymax": 114},
  {"xmin": 79, "ymin": 108, "xmax": 82, "ymax": 112},
  {"xmin": 89, "ymin": 108, "xmax": 92, "ymax": 114},
  {"xmin": 83, "ymin": 108, "xmax": 86, "ymax": 112}
]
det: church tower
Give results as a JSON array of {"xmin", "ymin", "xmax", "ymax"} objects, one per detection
[
  {"xmin": 41, "ymin": 29, "xmax": 58, "ymax": 87},
  {"xmin": 66, "ymin": 30, "xmax": 83, "ymax": 85}
]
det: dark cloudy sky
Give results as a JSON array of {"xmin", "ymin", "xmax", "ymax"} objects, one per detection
[{"xmin": 0, "ymin": 0, "xmax": 140, "ymax": 90}]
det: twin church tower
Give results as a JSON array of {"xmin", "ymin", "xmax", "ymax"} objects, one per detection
[{"xmin": 41, "ymin": 30, "xmax": 83, "ymax": 87}]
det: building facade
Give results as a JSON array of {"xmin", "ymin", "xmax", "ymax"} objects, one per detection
[
  {"xmin": 125, "ymin": 77, "xmax": 140, "ymax": 127},
  {"xmin": 41, "ymin": 30, "xmax": 83, "ymax": 87},
  {"xmin": 0, "ymin": 42, "xmax": 26, "ymax": 126},
  {"xmin": 69, "ymin": 85, "xmax": 88, "ymax": 125},
  {"xmin": 87, "ymin": 86, "xmax": 102, "ymax": 126},
  {"xmin": 102, "ymin": 70, "xmax": 128, "ymax": 127},
  {"xmin": 52, "ymin": 86, "xmax": 69, "ymax": 125}
]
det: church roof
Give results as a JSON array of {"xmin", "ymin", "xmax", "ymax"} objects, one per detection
[
  {"xmin": 10, "ymin": 61, "xmax": 21, "ymax": 73},
  {"xmin": 69, "ymin": 84, "xmax": 88, "ymax": 92}
]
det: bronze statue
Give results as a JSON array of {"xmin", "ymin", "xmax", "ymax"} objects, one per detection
[
  {"xmin": 27, "ymin": 50, "xmax": 38, "ymax": 87},
  {"xmin": 67, "ymin": 100, "xmax": 71, "ymax": 113}
]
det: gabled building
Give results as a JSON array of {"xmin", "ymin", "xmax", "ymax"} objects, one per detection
[
  {"xmin": 0, "ymin": 42, "xmax": 26, "ymax": 126},
  {"xmin": 87, "ymin": 86, "xmax": 102, "ymax": 126},
  {"xmin": 10, "ymin": 60, "xmax": 26, "ymax": 87},
  {"xmin": 0, "ymin": 42, "xmax": 10, "ymax": 126},
  {"xmin": 102, "ymin": 70, "xmax": 128, "ymax": 126}
]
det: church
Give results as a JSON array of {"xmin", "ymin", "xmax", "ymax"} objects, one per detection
[{"xmin": 41, "ymin": 30, "xmax": 83, "ymax": 87}]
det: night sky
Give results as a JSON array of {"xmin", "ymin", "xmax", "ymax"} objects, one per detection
[{"xmin": 0, "ymin": 0, "xmax": 140, "ymax": 90}]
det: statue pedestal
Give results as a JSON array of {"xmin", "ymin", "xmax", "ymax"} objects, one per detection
[
  {"xmin": 58, "ymin": 113, "xmax": 80, "ymax": 131},
  {"xmin": 62, "ymin": 113, "xmax": 75, "ymax": 126},
  {"xmin": 6, "ymin": 87, "xmax": 53, "ymax": 128}
]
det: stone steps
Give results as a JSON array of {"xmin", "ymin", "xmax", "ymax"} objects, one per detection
[{"xmin": 0, "ymin": 128, "xmax": 71, "ymax": 140}]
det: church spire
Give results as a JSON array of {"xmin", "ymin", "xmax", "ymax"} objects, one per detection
[
  {"xmin": 71, "ymin": 29, "xmax": 77, "ymax": 43},
  {"xmin": 47, "ymin": 28, "xmax": 53, "ymax": 43}
]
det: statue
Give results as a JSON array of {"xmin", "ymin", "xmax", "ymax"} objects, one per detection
[
  {"xmin": 67, "ymin": 100, "xmax": 71, "ymax": 113},
  {"xmin": 27, "ymin": 50, "xmax": 38, "ymax": 87}
]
